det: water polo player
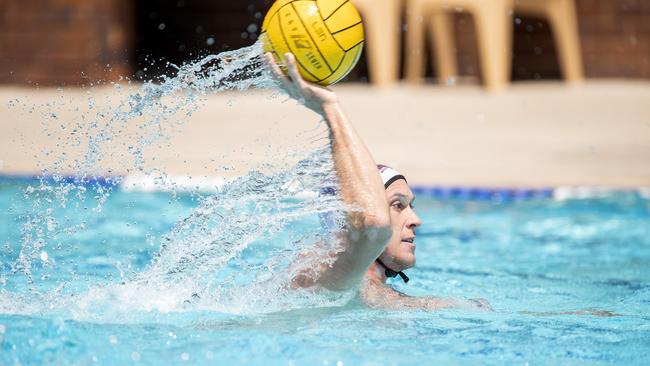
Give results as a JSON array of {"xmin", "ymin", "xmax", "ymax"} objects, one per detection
[{"xmin": 264, "ymin": 52, "xmax": 491, "ymax": 311}]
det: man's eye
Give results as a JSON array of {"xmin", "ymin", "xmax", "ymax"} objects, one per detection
[{"xmin": 391, "ymin": 202, "xmax": 404, "ymax": 209}]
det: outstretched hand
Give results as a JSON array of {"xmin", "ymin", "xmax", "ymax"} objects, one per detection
[{"xmin": 264, "ymin": 52, "xmax": 338, "ymax": 115}]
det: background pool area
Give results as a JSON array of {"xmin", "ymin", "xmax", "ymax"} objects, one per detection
[
  {"xmin": 1, "ymin": 176, "xmax": 649, "ymax": 365},
  {"xmin": 1, "ymin": 0, "xmax": 649, "ymax": 363}
]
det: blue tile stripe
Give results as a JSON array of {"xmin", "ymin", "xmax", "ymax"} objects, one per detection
[
  {"xmin": 1, "ymin": 174, "xmax": 645, "ymax": 201},
  {"xmin": 0, "ymin": 174, "xmax": 121, "ymax": 189},
  {"xmin": 410, "ymin": 185, "xmax": 554, "ymax": 201}
]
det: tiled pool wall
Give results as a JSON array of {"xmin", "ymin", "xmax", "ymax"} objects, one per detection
[{"xmin": 1, "ymin": 174, "xmax": 648, "ymax": 201}]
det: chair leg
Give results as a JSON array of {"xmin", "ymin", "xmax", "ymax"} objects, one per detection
[
  {"xmin": 429, "ymin": 11, "xmax": 458, "ymax": 85},
  {"xmin": 404, "ymin": 0, "xmax": 427, "ymax": 83},
  {"xmin": 503, "ymin": 5, "xmax": 514, "ymax": 85},
  {"xmin": 359, "ymin": 0, "xmax": 401, "ymax": 86},
  {"xmin": 546, "ymin": 0, "xmax": 584, "ymax": 82},
  {"xmin": 472, "ymin": 0, "xmax": 513, "ymax": 90}
]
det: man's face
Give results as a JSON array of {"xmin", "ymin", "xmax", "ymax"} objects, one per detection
[{"xmin": 378, "ymin": 179, "xmax": 421, "ymax": 272}]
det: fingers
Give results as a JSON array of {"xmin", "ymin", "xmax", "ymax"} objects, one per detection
[
  {"xmin": 284, "ymin": 53, "xmax": 307, "ymax": 89},
  {"xmin": 264, "ymin": 52, "xmax": 291, "ymax": 87},
  {"xmin": 264, "ymin": 52, "xmax": 287, "ymax": 79}
]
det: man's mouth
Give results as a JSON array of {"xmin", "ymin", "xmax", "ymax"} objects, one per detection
[{"xmin": 402, "ymin": 237, "xmax": 415, "ymax": 246}]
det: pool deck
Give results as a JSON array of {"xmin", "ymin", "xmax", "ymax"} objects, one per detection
[{"xmin": 1, "ymin": 80, "xmax": 649, "ymax": 188}]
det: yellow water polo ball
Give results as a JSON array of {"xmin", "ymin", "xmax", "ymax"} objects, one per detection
[{"xmin": 262, "ymin": 0, "xmax": 364, "ymax": 86}]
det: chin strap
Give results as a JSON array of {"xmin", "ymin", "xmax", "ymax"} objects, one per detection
[{"xmin": 375, "ymin": 259, "xmax": 409, "ymax": 283}]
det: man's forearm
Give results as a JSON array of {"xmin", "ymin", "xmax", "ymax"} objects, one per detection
[{"xmin": 321, "ymin": 102, "xmax": 389, "ymax": 230}]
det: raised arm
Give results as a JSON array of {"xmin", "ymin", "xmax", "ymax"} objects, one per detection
[{"xmin": 265, "ymin": 53, "xmax": 391, "ymax": 290}]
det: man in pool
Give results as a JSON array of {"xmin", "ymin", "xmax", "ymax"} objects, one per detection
[{"xmin": 265, "ymin": 52, "xmax": 490, "ymax": 311}]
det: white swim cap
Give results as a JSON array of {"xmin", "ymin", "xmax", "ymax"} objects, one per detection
[{"xmin": 377, "ymin": 164, "xmax": 407, "ymax": 189}]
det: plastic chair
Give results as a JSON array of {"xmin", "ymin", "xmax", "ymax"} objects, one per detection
[
  {"xmin": 405, "ymin": 0, "xmax": 514, "ymax": 90},
  {"xmin": 405, "ymin": 0, "xmax": 583, "ymax": 90},
  {"xmin": 350, "ymin": 0, "xmax": 401, "ymax": 86},
  {"xmin": 514, "ymin": 0, "xmax": 583, "ymax": 83}
]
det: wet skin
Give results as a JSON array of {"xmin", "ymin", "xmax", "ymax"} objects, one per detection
[{"xmin": 377, "ymin": 179, "xmax": 421, "ymax": 274}]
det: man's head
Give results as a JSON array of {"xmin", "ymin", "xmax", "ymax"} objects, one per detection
[{"xmin": 376, "ymin": 165, "xmax": 421, "ymax": 273}]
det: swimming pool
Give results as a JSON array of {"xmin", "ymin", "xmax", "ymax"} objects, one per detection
[{"xmin": 1, "ymin": 174, "xmax": 649, "ymax": 365}]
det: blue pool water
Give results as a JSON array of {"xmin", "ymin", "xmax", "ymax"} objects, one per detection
[
  {"xmin": 1, "ymin": 176, "xmax": 649, "ymax": 365},
  {"xmin": 2, "ymin": 39, "xmax": 649, "ymax": 364}
]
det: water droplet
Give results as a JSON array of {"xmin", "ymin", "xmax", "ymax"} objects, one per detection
[
  {"xmin": 206, "ymin": 37, "xmax": 215, "ymax": 46},
  {"xmin": 158, "ymin": 23, "xmax": 166, "ymax": 31},
  {"xmin": 181, "ymin": 352, "xmax": 190, "ymax": 361},
  {"xmin": 445, "ymin": 76, "xmax": 456, "ymax": 86},
  {"xmin": 40, "ymin": 251, "xmax": 49, "ymax": 262},
  {"xmin": 109, "ymin": 335, "xmax": 118, "ymax": 345}
]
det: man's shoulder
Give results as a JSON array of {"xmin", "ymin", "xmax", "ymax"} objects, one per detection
[{"xmin": 358, "ymin": 279, "xmax": 405, "ymax": 309}]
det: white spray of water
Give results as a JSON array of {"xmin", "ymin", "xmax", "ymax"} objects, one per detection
[
  {"xmin": 4, "ymin": 40, "xmax": 355, "ymax": 319},
  {"xmin": 14, "ymin": 41, "xmax": 271, "ymax": 280},
  {"xmin": 64, "ymin": 149, "xmax": 352, "ymax": 320}
]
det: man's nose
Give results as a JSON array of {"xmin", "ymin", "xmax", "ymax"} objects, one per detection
[{"xmin": 407, "ymin": 209, "xmax": 421, "ymax": 229}]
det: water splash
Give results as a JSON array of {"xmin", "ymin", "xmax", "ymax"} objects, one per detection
[
  {"xmin": 4, "ymin": 39, "xmax": 354, "ymax": 319},
  {"xmin": 12, "ymin": 41, "xmax": 271, "ymax": 281},
  {"xmin": 66, "ymin": 148, "xmax": 351, "ymax": 320},
  {"xmin": 83, "ymin": 41, "xmax": 274, "ymax": 172},
  {"xmin": 1, "ymin": 147, "xmax": 351, "ymax": 320}
]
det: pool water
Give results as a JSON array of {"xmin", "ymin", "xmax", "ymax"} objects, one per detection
[{"xmin": 1, "ymin": 176, "xmax": 649, "ymax": 365}]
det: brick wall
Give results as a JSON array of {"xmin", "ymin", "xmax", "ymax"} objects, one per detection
[
  {"xmin": 574, "ymin": 0, "xmax": 650, "ymax": 78},
  {"xmin": 439, "ymin": 0, "xmax": 650, "ymax": 81},
  {"xmin": 0, "ymin": 0, "xmax": 133, "ymax": 85},
  {"xmin": 0, "ymin": 0, "xmax": 648, "ymax": 85}
]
